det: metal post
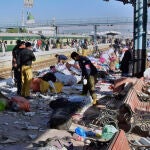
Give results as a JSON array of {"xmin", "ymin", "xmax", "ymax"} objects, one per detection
[
  {"xmin": 55, "ymin": 26, "xmax": 58, "ymax": 39},
  {"xmin": 94, "ymin": 25, "xmax": 98, "ymax": 51},
  {"xmin": 133, "ymin": 0, "xmax": 147, "ymax": 77}
]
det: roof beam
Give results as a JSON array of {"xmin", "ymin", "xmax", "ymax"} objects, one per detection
[{"xmin": 103, "ymin": 0, "xmax": 134, "ymax": 5}]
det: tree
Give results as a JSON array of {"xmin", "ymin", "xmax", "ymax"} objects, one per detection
[{"xmin": 6, "ymin": 28, "xmax": 27, "ymax": 33}]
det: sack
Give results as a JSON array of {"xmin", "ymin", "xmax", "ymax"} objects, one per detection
[
  {"xmin": 9, "ymin": 96, "xmax": 30, "ymax": 112},
  {"xmin": 50, "ymin": 81, "xmax": 63, "ymax": 93},
  {"xmin": 40, "ymin": 79, "xmax": 50, "ymax": 93},
  {"xmin": 48, "ymin": 108, "xmax": 72, "ymax": 130}
]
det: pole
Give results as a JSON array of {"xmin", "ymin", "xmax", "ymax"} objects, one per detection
[
  {"xmin": 94, "ymin": 25, "xmax": 98, "ymax": 52},
  {"xmin": 133, "ymin": 0, "xmax": 147, "ymax": 77}
]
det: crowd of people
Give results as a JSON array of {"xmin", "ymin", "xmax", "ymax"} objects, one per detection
[
  {"xmin": 25, "ymin": 38, "xmax": 90, "ymax": 52},
  {"xmin": 11, "ymin": 37, "xmax": 148, "ymax": 106}
]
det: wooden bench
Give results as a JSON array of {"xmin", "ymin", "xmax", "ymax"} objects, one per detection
[
  {"xmin": 133, "ymin": 77, "xmax": 144, "ymax": 92},
  {"xmin": 84, "ymin": 78, "xmax": 149, "ymax": 134},
  {"xmin": 133, "ymin": 77, "xmax": 150, "ymax": 101},
  {"xmin": 113, "ymin": 77, "xmax": 137, "ymax": 93},
  {"xmin": 118, "ymin": 88, "xmax": 150, "ymax": 133},
  {"xmin": 84, "ymin": 78, "xmax": 135, "ymax": 129},
  {"xmin": 108, "ymin": 130, "xmax": 131, "ymax": 150}
]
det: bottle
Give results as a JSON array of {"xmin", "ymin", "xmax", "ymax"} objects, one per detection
[{"xmin": 95, "ymin": 129, "xmax": 102, "ymax": 137}]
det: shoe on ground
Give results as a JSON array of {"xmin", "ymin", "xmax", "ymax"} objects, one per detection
[{"xmin": 92, "ymin": 99, "xmax": 98, "ymax": 105}]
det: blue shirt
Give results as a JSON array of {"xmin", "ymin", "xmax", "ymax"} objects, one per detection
[{"xmin": 58, "ymin": 55, "xmax": 68, "ymax": 60}]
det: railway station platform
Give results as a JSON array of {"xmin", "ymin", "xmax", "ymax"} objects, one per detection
[{"xmin": 0, "ymin": 44, "xmax": 110, "ymax": 79}]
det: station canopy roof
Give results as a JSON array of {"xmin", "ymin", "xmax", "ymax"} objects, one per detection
[
  {"xmin": 104, "ymin": 0, "xmax": 150, "ymax": 6},
  {"xmin": 90, "ymin": 31, "xmax": 121, "ymax": 36},
  {"xmin": 105, "ymin": 31, "xmax": 121, "ymax": 36},
  {"xmin": 103, "ymin": 0, "xmax": 134, "ymax": 4}
]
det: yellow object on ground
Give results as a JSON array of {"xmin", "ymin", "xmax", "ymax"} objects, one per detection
[
  {"xmin": 92, "ymin": 99, "xmax": 97, "ymax": 105},
  {"xmin": 40, "ymin": 80, "xmax": 63, "ymax": 94},
  {"xmin": 40, "ymin": 79, "xmax": 50, "ymax": 93},
  {"xmin": 50, "ymin": 81, "xmax": 64, "ymax": 93}
]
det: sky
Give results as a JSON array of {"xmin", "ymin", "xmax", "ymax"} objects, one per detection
[{"xmin": 0, "ymin": 0, "xmax": 136, "ymax": 24}]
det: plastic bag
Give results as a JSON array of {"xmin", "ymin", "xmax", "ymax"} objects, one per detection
[
  {"xmin": 75, "ymin": 127, "xmax": 86, "ymax": 138},
  {"xmin": 0, "ymin": 99, "xmax": 7, "ymax": 111},
  {"xmin": 101, "ymin": 125, "xmax": 118, "ymax": 141}
]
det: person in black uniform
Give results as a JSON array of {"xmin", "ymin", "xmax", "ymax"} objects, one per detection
[
  {"xmin": 17, "ymin": 42, "xmax": 36, "ymax": 98},
  {"xmin": 120, "ymin": 47, "xmax": 132, "ymax": 77},
  {"xmin": 12, "ymin": 40, "xmax": 21, "ymax": 84},
  {"xmin": 12, "ymin": 41, "xmax": 26, "ymax": 95},
  {"xmin": 71, "ymin": 51, "xmax": 98, "ymax": 105}
]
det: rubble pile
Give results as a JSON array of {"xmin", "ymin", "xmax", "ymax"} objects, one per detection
[{"xmin": 0, "ymin": 54, "xmax": 150, "ymax": 150}]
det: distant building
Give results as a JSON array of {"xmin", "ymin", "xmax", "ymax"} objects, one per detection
[
  {"xmin": 26, "ymin": 26, "xmax": 55, "ymax": 36},
  {"xmin": 26, "ymin": 12, "xmax": 35, "ymax": 24}
]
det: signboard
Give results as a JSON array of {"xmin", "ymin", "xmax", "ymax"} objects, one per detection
[{"xmin": 24, "ymin": 0, "xmax": 34, "ymax": 8}]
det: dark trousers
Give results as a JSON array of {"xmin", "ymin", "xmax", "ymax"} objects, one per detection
[
  {"xmin": 82, "ymin": 75, "xmax": 97, "ymax": 100},
  {"xmin": 13, "ymin": 67, "xmax": 22, "ymax": 95}
]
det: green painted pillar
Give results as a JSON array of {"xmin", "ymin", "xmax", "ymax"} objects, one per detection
[{"xmin": 133, "ymin": 0, "xmax": 147, "ymax": 77}]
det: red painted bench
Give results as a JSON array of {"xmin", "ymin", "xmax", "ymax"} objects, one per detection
[
  {"xmin": 118, "ymin": 88, "xmax": 150, "ymax": 133},
  {"xmin": 113, "ymin": 77, "xmax": 137, "ymax": 94},
  {"xmin": 133, "ymin": 77, "xmax": 150, "ymax": 101},
  {"xmin": 133, "ymin": 77, "xmax": 144, "ymax": 92},
  {"xmin": 108, "ymin": 130, "xmax": 131, "ymax": 150}
]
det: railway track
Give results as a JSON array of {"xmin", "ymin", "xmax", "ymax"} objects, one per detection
[
  {"xmin": 0, "ymin": 44, "xmax": 110, "ymax": 79},
  {"xmin": 0, "ymin": 49, "xmax": 74, "ymax": 79},
  {"xmin": 0, "ymin": 58, "xmax": 57, "ymax": 79}
]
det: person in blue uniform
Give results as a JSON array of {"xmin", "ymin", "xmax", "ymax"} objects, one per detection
[{"xmin": 55, "ymin": 54, "xmax": 68, "ymax": 64}]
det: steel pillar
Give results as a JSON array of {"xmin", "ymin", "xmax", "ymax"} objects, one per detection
[
  {"xmin": 133, "ymin": 0, "xmax": 147, "ymax": 77},
  {"xmin": 94, "ymin": 25, "xmax": 98, "ymax": 51}
]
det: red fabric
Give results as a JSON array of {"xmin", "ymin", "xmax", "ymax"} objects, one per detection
[
  {"xmin": 10, "ymin": 96, "xmax": 30, "ymax": 112},
  {"xmin": 37, "ymin": 40, "xmax": 42, "ymax": 46},
  {"xmin": 30, "ymin": 78, "xmax": 41, "ymax": 92}
]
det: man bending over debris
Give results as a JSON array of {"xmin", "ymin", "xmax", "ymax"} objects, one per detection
[{"xmin": 71, "ymin": 51, "xmax": 98, "ymax": 105}]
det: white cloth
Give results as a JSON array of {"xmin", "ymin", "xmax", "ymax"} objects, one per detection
[
  {"xmin": 55, "ymin": 63, "xmax": 71, "ymax": 75},
  {"xmin": 144, "ymin": 68, "xmax": 150, "ymax": 80},
  {"xmin": 55, "ymin": 72, "xmax": 77, "ymax": 85}
]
